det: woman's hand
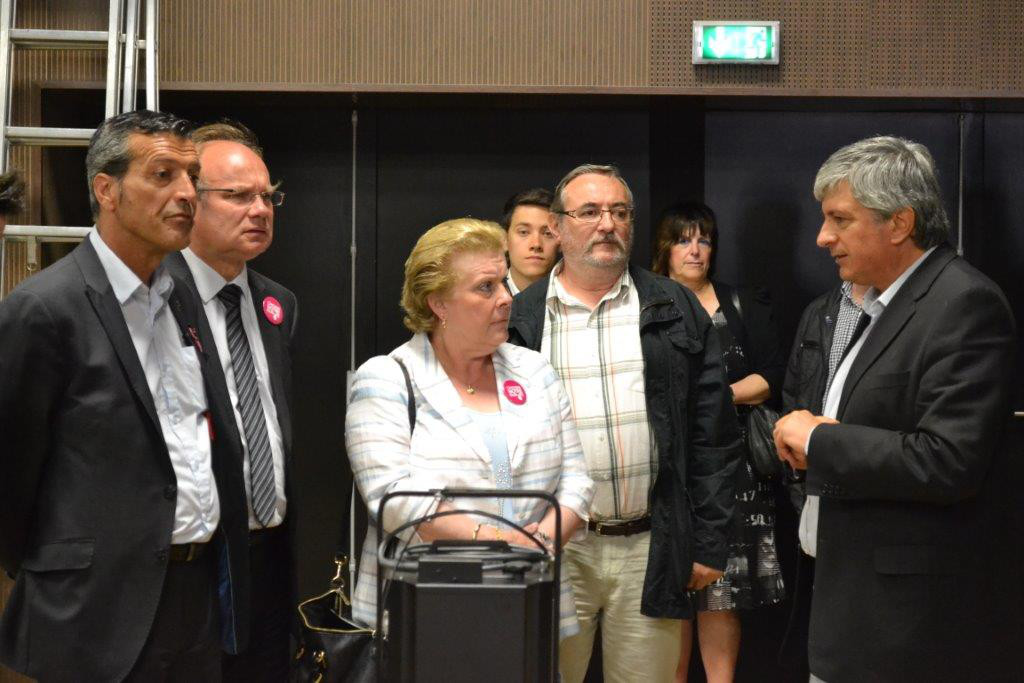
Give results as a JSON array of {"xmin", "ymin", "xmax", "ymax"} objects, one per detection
[
  {"xmin": 478, "ymin": 523, "xmax": 538, "ymax": 548},
  {"xmin": 730, "ymin": 373, "xmax": 771, "ymax": 405}
]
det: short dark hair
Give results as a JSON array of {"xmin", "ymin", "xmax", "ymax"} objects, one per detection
[
  {"xmin": 0, "ymin": 170, "xmax": 25, "ymax": 217},
  {"xmin": 191, "ymin": 119, "xmax": 263, "ymax": 157},
  {"xmin": 500, "ymin": 187, "xmax": 553, "ymax": 229},
  {"xmin": 651, "ymin": 201, "xmax": 719, "ymax": 278},
  {"xmin": 86, "ymin": 110, "xmax": 195, "ymax": 218}
]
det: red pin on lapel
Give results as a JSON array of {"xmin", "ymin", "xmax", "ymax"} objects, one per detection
[
  {"xmin": 503, "ymin": 380, "xmax": 527, "ymax": 405},
  {"xmin": 262, "ymin": 296, "xmax": 284, "ymax": 325}
]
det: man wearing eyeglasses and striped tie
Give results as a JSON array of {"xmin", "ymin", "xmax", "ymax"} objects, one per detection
[{"xmin": 166, "ymin": 120, "xmax": 297, "ymax": 683}]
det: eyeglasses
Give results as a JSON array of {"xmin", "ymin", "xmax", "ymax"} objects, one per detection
[
  {"xmin": 556, "ymin": 204, "xmax": 633, "ymax": 226},
  {"xmin": 197, "ymin": 187, "xmax": 285, "ymax": 207}
]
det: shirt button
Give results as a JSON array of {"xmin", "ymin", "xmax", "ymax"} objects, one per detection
[{"xmin": 164, "ymin": 484, "xmax": 177, "ymax": 500}]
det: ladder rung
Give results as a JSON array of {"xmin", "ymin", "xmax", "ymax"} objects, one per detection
[
  {"xmin": 4, "ymin": 225, "xmax": 92, "ymax": 240},
  {"xmin": 9, "ymin": 29, "xmax": 108, "ymax": 49},
  {"xmin": 6, "ymin": 126, "xmax": 94, "ymax": 146}
]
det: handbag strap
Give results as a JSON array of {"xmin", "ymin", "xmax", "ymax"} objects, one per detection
[
  {"xmin": 394, "ymin": 358, "xmax": 416, "ymax": 432},
  {"xmin": 731, "ymin": 287, "xmax": 743, "ymax": 321},
  {"xmin": 338, "ymin": 358, "xmax": 417, "ymax": 563}
]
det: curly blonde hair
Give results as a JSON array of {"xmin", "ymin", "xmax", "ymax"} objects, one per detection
[{"xmin": 401, "ymin": 218, "xmax": 507, "ymax": 333}]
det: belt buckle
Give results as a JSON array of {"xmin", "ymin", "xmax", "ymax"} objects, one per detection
[
  {"xmin": 594, "ymin": 521, "xmax": 609, "ymax": 536},
  {"xmin": 184, "ymin": 543, "xmax": 200, "ymax": 562}
]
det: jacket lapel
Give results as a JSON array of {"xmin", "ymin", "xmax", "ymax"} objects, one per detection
[
  {"xmin": 248, "ymin": 273, "xmax": 292, "ymax": 452},
  {"xmin": 397, "ymin": 333, "xmax": 490, "ymax": 466},
  {"xmin": 837, "ymin": 247, "xmax": 955, "ymax": 417},
  {"xmin": 164, "ymin": 253, "xmax": 244, "ymax": 466},
  {"xmin": 492, "ymin": 345, "xmax": 526, "ymax": 469},
  {"xmin": 75, "ymin": 239, "xmax": 161, "ymax": 434}
]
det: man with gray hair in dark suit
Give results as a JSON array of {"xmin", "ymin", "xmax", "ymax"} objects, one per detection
[{"xmin": 775, "ymin": 136, "xmax": 1019, "ymax": 682}]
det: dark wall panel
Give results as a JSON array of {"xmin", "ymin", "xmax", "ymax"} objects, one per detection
[
  {"xmin": 372, "ymin": 106, "xmax": 652, "ymax": 354},
  {"xmin": 977, "ymin": 113, "xmax": 1024, "ymax": 409},
  {"xmin": 704, "ymin": 110, "xmax": 960, "ymax": 350}
]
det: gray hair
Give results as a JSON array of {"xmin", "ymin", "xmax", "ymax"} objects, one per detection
[
  {"xmin": 550, "ymin": 163, "xmax": 634, "ymax": 218},
  {"xmin": 813, "ymin": 135, "xmax": 949, "ymax": 249},
  {"xmin": 86, "ymin": 110, "xmax": 195, "ymax": 218}
]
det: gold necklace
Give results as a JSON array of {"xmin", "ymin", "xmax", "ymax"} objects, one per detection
[{"xmin": 466, "ymin": 384, "xmax": 476, "ymax": 395}]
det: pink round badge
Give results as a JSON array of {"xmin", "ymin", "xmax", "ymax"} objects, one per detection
[
  {"xmin": 262, "ymin": 296, "xmax": 284, "ymax": 325},
  {"xmin": 503, "ymin": 380, "xmax": 527, "ymax": 405}
]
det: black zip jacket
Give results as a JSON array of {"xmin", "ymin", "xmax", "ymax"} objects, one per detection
[
  {"xmin": 507, "ymin": 264, "xmax": 742, "ymax": 619},
  {"xmin": 782, "ymin": 285, "xmax": 844, "ymax": 416}
]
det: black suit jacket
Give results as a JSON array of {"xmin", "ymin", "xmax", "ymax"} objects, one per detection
[
  {"xmin": 0, "ymin": 238, "xmax": 251, "ymax": 682},
  {"xmin": 804, "ymin": 246, "xmax": 1021, "ymax": 682},
  {"xmin": 165, "ymin": 252, "xmax": 298, "ymax": 607}
]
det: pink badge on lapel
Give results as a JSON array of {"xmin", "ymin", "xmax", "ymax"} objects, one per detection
[
  {"xmin": 503, "ymin": 380, "xmax": 527, "ymax": 405},
  {"xmin": 262, "ymin": 296, "xmax": 284, "ymax": 325}
]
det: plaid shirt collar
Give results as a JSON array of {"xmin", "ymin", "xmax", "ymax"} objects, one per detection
[{"xmin": 544, "ymin": 260, "xmax": 632, "ymax": 311}]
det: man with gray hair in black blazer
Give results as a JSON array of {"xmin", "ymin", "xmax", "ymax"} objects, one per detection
[{"xmin": 775, "ymin": 136, "xmax": 1019, "ymax": 682}]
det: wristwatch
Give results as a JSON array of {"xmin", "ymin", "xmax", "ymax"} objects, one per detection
[{"xmin": 534, "ymin": 530, "xmax": 555, "ymax": 552}]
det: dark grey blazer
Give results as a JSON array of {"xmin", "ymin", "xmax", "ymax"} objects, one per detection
[
  {"xmin": 0, "ymin": 239, "xmax": 251, "ymax": 682},
  {"xmin": 804, "ymin": 245, "xmax": 1021, "ymax": 682}
]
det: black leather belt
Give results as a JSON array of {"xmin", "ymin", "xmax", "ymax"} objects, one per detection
[
  {"xmin": 169, "ymin": 542, "xmax": 207, "ymax": 562},
  {"xmin": 587, "ymin": 516, "xmax": 651, "ymax": 536}
]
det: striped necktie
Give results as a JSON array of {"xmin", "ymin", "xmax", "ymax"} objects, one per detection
[{"xmin": 217, "ymin": 283, "xmax": 276, "ymax": 527}]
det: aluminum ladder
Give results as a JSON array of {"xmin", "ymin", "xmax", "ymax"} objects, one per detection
[{"xmin": 0, "ymin": 0, "xmax": 160, "ymax": 296}]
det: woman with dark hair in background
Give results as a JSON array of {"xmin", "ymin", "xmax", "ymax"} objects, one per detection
[{"xmin": 653, "ymin": 201, "xmax": 786, "ymax": 683}]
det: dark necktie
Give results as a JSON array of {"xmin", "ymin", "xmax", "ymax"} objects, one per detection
[{"xmin": 217, "ymin": 283, "xmax": 276, "ymax": 527}]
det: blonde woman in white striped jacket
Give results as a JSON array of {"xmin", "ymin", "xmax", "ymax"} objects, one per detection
[{"xmin": 345, "ymin": 218, "xmax": 594, "ymax": 639}]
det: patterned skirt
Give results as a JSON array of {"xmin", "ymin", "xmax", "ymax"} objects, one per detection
[{"xmin": 692, "ymin": 458, "xmax": 785, "ymax": 612}]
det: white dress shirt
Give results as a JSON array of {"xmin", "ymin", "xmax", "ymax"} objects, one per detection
[
  {"xmin": 89, "ymin": 230, "xmax": 218, "ymax": 544},
  {"xmin": 182, "ymin": 248, "xmax": 287, "ymax": 529},
  {"xmin": 504, "ymin": 274, "xmax": 521, "ymax": 296},
  {"xmin": 800, "ymin": 247, "xmax": 935, "ymax": 556}
]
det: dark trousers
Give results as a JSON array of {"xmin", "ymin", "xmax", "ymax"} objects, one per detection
[
  {"xmin": 124, "ymin": 551, "xmax": 221, "ymax": 682},
  {"xmin": 778, "ymin": 549, "xmax": 814, "ymax": 679},
  {"xmin": 223, "ymin": 524, "xmax": 291, "ymax": 682}
]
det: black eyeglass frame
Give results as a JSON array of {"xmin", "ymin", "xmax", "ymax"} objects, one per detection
[{"xmin": 553, "ymin": 204, "xmax": 634, "ymax": 225}]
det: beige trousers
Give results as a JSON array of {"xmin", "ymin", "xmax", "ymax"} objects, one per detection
[{"xmin": 559, "ymin": 531, "xmax": 683, "ymax": 683}]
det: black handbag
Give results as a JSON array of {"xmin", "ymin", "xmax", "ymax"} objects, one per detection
[
  {"xmin": 744, "ymin": 403, "xmax": 784, "ymax": 481},
  {"xmin": 291, "ymin": 358, "xmax": 416, "ymax": 682},
  {"xmin": 729, "ymin": 289, "xmax": 784, "ymax": 481},
  {"xmin": 291, "ymin": 556, "xmax": 377, "ymax": 683}
]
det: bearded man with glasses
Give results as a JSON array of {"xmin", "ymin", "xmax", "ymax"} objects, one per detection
[
  {"xmin": 508, "ymin": 164, "xmax": 741, "ymax": 682},
  {"xmin": 166, "ymin": 120, "xmax": 298, "ymax": 682}
]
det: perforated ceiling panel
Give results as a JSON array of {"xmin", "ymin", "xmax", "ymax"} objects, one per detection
[{"xmin": 651, "ymin": 0, "xmax": 1024, "ymax": 96}]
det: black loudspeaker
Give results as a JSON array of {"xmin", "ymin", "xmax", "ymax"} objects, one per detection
[{"xmin": 376, "ymin": 489, "xmax": 561, "ymax": 683}]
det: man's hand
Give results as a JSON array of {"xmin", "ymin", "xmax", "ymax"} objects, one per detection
[
  {"xmin": 687, "ymin": 562, "xmax": 724, "ymax": 591},
  {"xmin": 773, "ymin": 410, "xmax": 838, "ymax": 470}
]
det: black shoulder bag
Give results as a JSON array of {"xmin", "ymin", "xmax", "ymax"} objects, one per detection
[
  {"xmin": 730, "ymin": 290, "xmax": 784, "ymax": 481},
  {"xmin": 290, "ymin": 358, "xmax": 416, "ymax": 682}
]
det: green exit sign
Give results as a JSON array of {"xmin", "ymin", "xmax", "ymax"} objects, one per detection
[{"xmin": 692, "ymin": 21, "xmax": 780, "ymax": 65}]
